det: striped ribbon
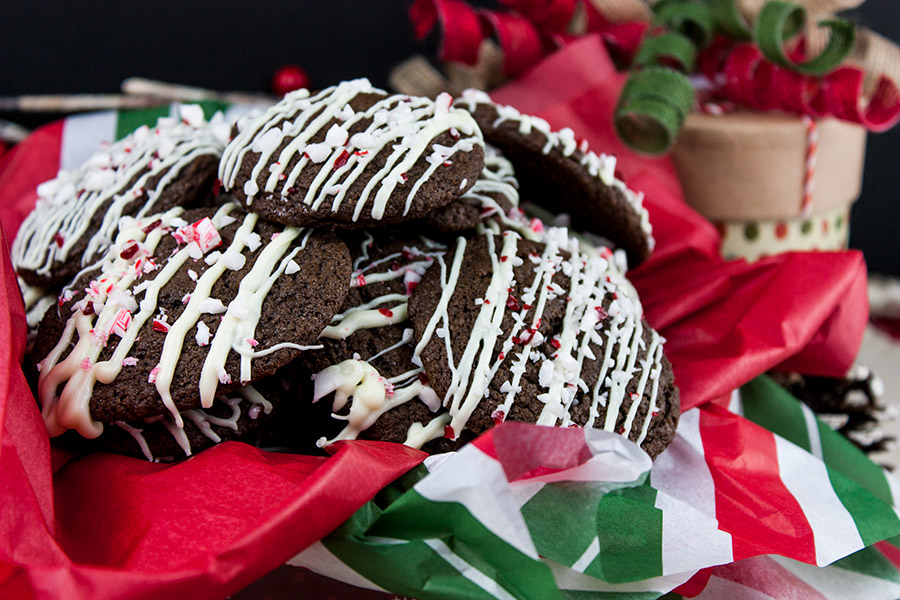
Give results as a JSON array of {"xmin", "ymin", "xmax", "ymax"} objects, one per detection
[{"xmin": 801, "ymin": 115, "xmax": 819, "ymax": 218}]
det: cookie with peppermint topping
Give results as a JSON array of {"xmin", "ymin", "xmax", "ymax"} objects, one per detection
[
  {"xmin": 454, "ymin": 90, "xmax": 655, "ymax": 269},
  {"xmin": 13, "ymin": 105, "xmax": 229, "ymax": 289},
  {"xmin": 31, "ymin": 203, "xmax": 350, "ymax": 439},
  {"xmin": 296, "ymin": 230, "xmax": 455, "ymax": 451},
  {"xmin": 219, "ymin": 78, "xmax": 485, "ymax": 229},
  {"xmin": 407, "ymin": 228, "xmax": 679, "ymax": 459}
]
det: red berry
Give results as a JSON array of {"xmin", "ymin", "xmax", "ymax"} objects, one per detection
[{"xmin": 271, "ymin": 65, "xmax": 310, "ymax": 96}]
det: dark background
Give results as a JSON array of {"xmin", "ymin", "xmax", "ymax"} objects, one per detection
[{"xmin": 1, "ymin": 0, "xmax": 897, "ymax": 274}]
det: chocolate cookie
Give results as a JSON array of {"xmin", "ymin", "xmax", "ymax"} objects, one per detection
[
  {"xmin": 219, "ymin": 79, "xmax": 485, "ymax": 229},
  {"xmin": 13, "ymin": 105, "xmax": 228, "ymax": 288},
  {"xmin": 87, "ymin": 379, "xmax": 283, "ymax": 461},
  {"xmin": 407, "ymin": 229, "xmax": 678, "ymax": 459},
  {"xmin": 32, "ymin": 202, "xmax": 351, "ymax": 439},
  {"xmin": 300, "ymin": 230, "xmax": 453, "ymax": 450},
  {"xmin": 454, "ymin": 90, "xmax": 654, "ymax": 268}
]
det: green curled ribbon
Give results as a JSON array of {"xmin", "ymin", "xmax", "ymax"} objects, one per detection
[
  {"xmin": 633, "ymin": 32, "xmax": 698, "ymax": 72},
  {"xmin": 653, "ymin": 1, "xmax": 717, "ymax": 49},
  {"xmin": 614, "ymin": 66, "xmax": 696, "ymax": 155},
  {"xmin": 754, "ymin": 1, "xmax": 856, "ymax": 75},
  {"xmin": 708, "ymin": 0, "xmax": 752, "ymax": 40}
]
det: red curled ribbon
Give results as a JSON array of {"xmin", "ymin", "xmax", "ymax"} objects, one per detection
[
  {"xmin": 707, "ymin": 40, "xmax": 900, "ymax": 131},
  {"xmin": 409, "ymin": 0, "xmax": 647, "ymax": 77}
]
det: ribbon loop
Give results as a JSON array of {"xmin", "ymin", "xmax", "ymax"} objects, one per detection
[
  {"xmin": 754, "ymin": 1, "xmax": 856, "ymax": 75},
  {"xmin": 615, "ymin": 66, "xmax": 696, "ymax": 154}
]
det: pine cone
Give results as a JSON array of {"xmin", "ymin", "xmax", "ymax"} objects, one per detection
[{"xmin": 771, "ymin": 366, "xmax": 896, "ymax": 462}]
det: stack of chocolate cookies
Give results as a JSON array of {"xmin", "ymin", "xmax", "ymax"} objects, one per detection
[{"xmin": 18, "ymin": 78, "xmax": 679, "ymax": 462}]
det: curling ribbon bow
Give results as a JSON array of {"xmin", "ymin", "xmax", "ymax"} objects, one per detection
[
  {"xmin": 409, "ymin": 0, "xmax": 649, "ymax": 77},
  {"xmin": 410, "ymin": 0, "xmax": 900, "ymax": 155}
]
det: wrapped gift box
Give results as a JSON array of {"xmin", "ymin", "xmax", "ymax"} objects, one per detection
[{"xmin": 673, "ymin": 111, "xmax": 867, "ymax": 261}]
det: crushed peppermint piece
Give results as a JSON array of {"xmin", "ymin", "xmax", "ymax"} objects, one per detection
[
  {"xmin": 243, "ymin": 179, "xmax": 260, "ymax": 197},
  {"xmin": 241, "ymin": 231, "xmax": 262, "ymax": 252},
  {"xmin": 80, "ymin": 357, "xmax": 92, "ymax": 372},
  {"xmin": 285, "ymin": 259, "xmax": 301, "ymax": 275},
  {"xmin": 179, "ymin": 104, "xmax": 206, "ymax": 128},
  {"xmin": 324, "ymin": 124, "xmax": 349, "ymax": 147},
  {"xmin": 217, "ymin": 366, "xmax": 232, "ymax": 384},
  {"xmin": 152, "ymin": 318, "xmax": 170, "ymax": 333},
  {"xmin": 110, "ymin": 308, "xmax": 132, "ymax": 338},
  {"xmin": 217, "ymin": 214, "xmax": 237, "ymax": 228},
  {"xmin": 228, "ymin": 298, "xmax": 250, "ymax": 320},
  {"xmin": 434, "ymin": 92, "xmax": 453, "ymax": 114},
  {"xmin": 246, "ymin": 338, "xmax": 259, "ymax": 347},
  {"xmin": 304, "ymin": 142, "xmax": 331, "ymax": 163},
  {"xmin": 198, "ymin": 298, "xmax": 227, "ymax": 314},
  {"xmin": 195, "ymin": 321, "xmax": 211, "ymax": 346},
  {"xmin": 122, "ymin": 357, "xmax": 139, "ymax": 367},
  {"xmin": 187, "ymin": 269, "xmax": 198, "ymax": 281},
  {"xmin": 173, "ymin": 217, "xmax": 222, "ymax": 255},
  {"xmin": 221, "ymin": 251, "xmax": 246, "ymax": 271},
  {"xmin": 148, "ymin": 366, "xmax": 160, "ymax": 383}
]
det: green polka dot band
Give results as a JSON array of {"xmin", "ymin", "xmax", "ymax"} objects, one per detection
[{"xmin": 717, "ymin": 206, "xmax": 850, "ymax": 262}]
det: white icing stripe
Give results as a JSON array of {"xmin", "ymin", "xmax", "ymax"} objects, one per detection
[
  {"xmin": 219, "ymin": 79, "xmax": 483, "ymax": 222},
  {"xmin": 13, "ymin": 106, "xmax": 227, "ymax": 278},
  {"xmin": 114, "ymin": 383, "xmax": 272, "ymax": 461}
]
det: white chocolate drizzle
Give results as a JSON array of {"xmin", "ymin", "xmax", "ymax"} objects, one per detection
[
  {"xmin": 37, "ymin": 202, "xmax": 313, "ymax": 439},
  {"xmin": 412, "ymin": 228, "xmax": 666, "ymax": 447},
  {"xmin": 455, "ymin": 89, "xmax": 654, "ymax": 251},
  {"xmin": 114, "ymin": 384, "xmax": 273, "ymax": 461},
  {"xmin": 13, "ymin": 106, "xmax": 228, "ymax": 279},
  {"xmin": 219, "ymin": 79, "xmax": 483, "ymax": 221},
  {"xmin": 453, "ymin": 145, "xmax": 542, "ymax": 240},
  {"xmin": 311, "ymin": 233, "xmax": 445, "ymax": 448}
]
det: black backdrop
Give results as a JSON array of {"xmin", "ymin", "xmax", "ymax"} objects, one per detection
[{"xmin": 1, "ymin": 0, "xmax": 897, "ymax": 274}]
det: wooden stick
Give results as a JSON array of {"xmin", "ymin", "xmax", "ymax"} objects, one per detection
[
  {"xmin": 0, "ymin": 94, "xmax": 167, "ymax": 113},
  {"xmin": 121, "ymin": 78, "xmax": 275, "ymax": 106}
]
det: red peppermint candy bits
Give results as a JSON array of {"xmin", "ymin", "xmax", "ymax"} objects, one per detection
[{"xmin": 173, "ymin": 217, "xmax": 222, "ymax": 254}]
